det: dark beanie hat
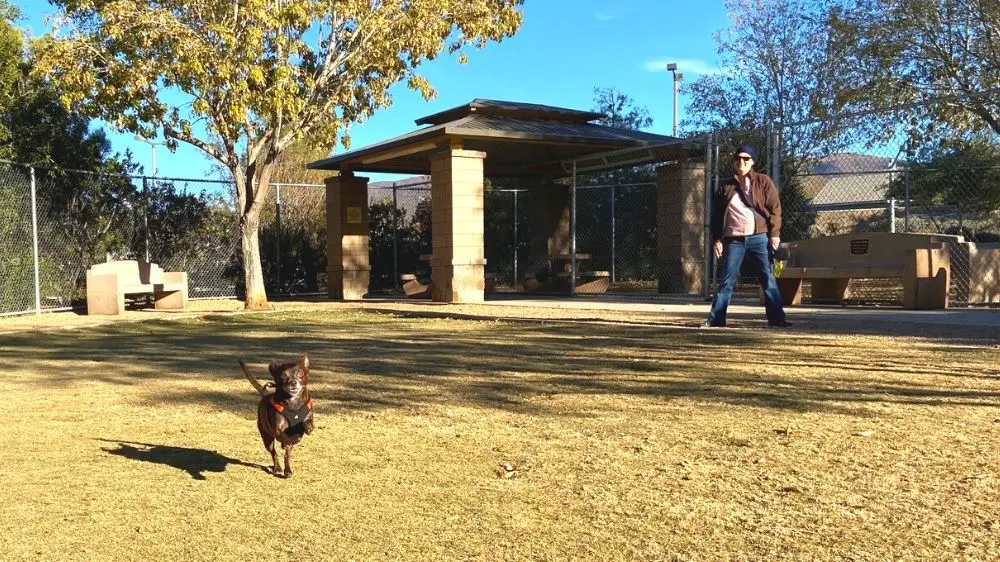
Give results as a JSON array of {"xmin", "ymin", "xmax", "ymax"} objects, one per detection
[{"xmin": 734, "ymin": 144, "xmax": 758, "ymax": 160}]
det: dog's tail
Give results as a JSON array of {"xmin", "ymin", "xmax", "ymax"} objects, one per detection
[{"xmin": 239, "ymin": 360, "xmax": 269, "ymax": 395}]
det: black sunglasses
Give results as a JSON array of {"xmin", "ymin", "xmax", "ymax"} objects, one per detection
[{"xmin": 735, "ymin": 156, "xmax": 753, "ymax": 162}]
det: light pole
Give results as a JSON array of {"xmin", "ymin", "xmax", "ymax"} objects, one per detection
[
  {"xmin": 134, "ymin": 135, "xmax": 167, "ymax": 263},
  {"xmin": 134, "ymin": 135, "xmax": 167, "ymax": 177},
  {"xmin": 666, "ymin": 63, "xmax": 683, "ymax": 137}
]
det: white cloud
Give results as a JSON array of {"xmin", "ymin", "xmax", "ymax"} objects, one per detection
[
  {"xmin": 643, "ymin": 58, "xmax": 724, "ymax": 76},
  {"xmin": 594, "ymin": 12, "xmax": 617, "ymax": 21}
]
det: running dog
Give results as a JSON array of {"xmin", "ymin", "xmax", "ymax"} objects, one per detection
[{"xmin": 238, "ymin": 355, "xmax": 314, "ymax": 478}]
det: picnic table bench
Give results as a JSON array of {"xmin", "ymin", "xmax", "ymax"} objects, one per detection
[
  {"xmin": 776, "ymin": 232, "xmax": 954, "ymax": 309},
  {"xmin": 86, "ymin": 259, "xmax": 188, "ymax": 315}
]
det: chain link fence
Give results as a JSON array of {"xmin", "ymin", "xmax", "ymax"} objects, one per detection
[
  {"xmin": 259, "ymin": 183, "xmax": 328, "ymax": 296},
  {"xmin": 0, "ymin": 162, "xmax": 36, "ymax": 314},
  {"xmin": 750, "ymin": 110, "xmax": 1000, "ymax": 306},
  {"xmin": 367, "ymin": 177, "xmax": 432, "ymax": 293},
  {"xmin": 4, "ymin": 115, "xmax": 996, "ymax": 316}
]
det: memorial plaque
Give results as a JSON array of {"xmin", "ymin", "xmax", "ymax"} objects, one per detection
[
  {"xmin": 347, "ymin": 206, "xmax": 362, "ymax": 224},
  {"xmin": 850, "ymin": 238, "xmax": 870, "ymax": 255}
]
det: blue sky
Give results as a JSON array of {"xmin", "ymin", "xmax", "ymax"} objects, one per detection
[{"xmin": 19, "ymin": 1, "xmax": 730, "ymax": 183}]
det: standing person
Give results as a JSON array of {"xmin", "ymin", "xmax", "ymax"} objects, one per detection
[{"xmin": 703, "ymin": 144, "xmax": 791, "ymax": 328}]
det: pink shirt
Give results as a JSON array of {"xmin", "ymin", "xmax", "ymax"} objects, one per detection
[{"xmin": 723, "ymin": 175, "xmax": 766, "ymax": 237}]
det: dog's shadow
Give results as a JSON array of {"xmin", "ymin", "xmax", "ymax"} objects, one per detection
[{"xmin": 99, "ymin": 439, "xmax": 270, "ymax": 480}]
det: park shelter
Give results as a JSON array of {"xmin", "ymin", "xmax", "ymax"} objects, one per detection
[{"xmin": 308, "ymin": 99, "xmax": 709, "ymax": 302}]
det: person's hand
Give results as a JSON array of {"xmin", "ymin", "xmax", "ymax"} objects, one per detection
[
  {"xmin": 713, "ymin": 240, "xmax": 723, "ymax": 259},
  {"xmin": 770, "ymin": 237, "xmax": 780, "ymax": 251}
]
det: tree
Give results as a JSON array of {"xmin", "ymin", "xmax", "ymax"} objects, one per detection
[
  {"xmin": 683, "ymin": 0, "xmax": 865, "ymax": 164},
  {"xmin": 37, "ymin": 0, "xmax": 524, "ymax": 310},
  {"xmin": 682, "ymin": 0, "xmax": 847, "ymax": 241},
  {"xmin": 830, "ymin": 0, "xmax": 1000, "ymax": 137},
  {"xmin": 592, "ymin": 86, "xmax": 652, "ymax": 131},
  {"xmin": 885, "ymin": 139, "xmax": 1000, "ymax": 240},
  {"xmin": 269, "ymin": 138, "xmax": 330, "ymax": 186},
  {"xmin": 0, "ymin": 6, "xmax": 20, "ymax": 159},
  {"xmin": 0, "ymin": 0, "xmax": 17, "ymax": 23},
  {"xmin": 0, "ymin": 15, "xmax": 147, "ymax": 306}
]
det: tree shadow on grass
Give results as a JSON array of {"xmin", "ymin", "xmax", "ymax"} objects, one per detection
[
  {"xmin": 99, "ymin": 439, "xmax": 269, "ymax": 480},
  {"xmin": 3, "ymin": 311, "xmax": 996, "ymax": 419}
]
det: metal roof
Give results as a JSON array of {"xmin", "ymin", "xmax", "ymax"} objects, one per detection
[
  {"xmin": 307, "ymin": 99, "xmax": 700, "ymax": 176},
  {"xmin": 414, "ymin": 98, "xmax": 606, "ymax": 126}
]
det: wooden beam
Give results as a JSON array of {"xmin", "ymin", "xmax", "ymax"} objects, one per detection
[{"xmin": 359, "ymin": 141, "xmax": 439, "ymax": 165}]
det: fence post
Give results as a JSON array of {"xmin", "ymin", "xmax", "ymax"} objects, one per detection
[
  {"xmin": 711, "ymin": 142, "xmax": 720, "ymax": 291},
  {"xmin": 888, "ymin": 198, "xmax": 896, "ymax": 233},
  {"xmin": 513, "ymin": 189, "xmax": 518, "ymax": 286},
  {"xmin": 772, "ymin": 124, "xmax": 782, "ymax": 188},
  {"xmin": 704, "ymin": 133, "xmax": 713, "ymax": 299},
  {"xmin": 570, "ymin": 161, "xmax": 577, "ymax": 295},
  {"xmin": 765, "ymin": 123, "xmax": 773, "ymax": 178},
  {"xmin": 30, "ymin": 166, "xmax": 41, "ymax": 316},
  {"xmin": 903, "ymin": 140, "xmax": 911, "ymax": 233},
  {"xmin": 275, "ymin": 183, "xmax": 282, "ymax": 292},
  {"xmin": 610, "ymin": 183, "xmax": 616, "ymax": 284},
  {"xmin": 392, "ymin": 182, "xmax": 399, "ymax": 291},
  {"xmin": 142, "ymin": 177, "xmax": 150, "ymax": 263}
]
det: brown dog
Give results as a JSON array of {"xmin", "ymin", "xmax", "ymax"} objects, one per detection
[{"xmin": 239, "ymin": 355, "xmax": 314, "ymax": 478}]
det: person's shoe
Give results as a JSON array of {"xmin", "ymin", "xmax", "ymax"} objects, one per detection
[
  {"xmin": 768, "ymin": 320, "xmax": 793, "ymax": 328},
  {"xmin": 699, "ymin": 320, "xmax": 726, "ymax": 328}
]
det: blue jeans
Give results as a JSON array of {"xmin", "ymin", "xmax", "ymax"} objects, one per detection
[{"xmin": 708, "ymin": 233, "xmax": 786, "ymax": 326}]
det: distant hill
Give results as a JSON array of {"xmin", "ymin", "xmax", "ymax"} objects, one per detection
[{"xmin": 801, "ymin": 153, "xmax": 900, "ymax": 206}]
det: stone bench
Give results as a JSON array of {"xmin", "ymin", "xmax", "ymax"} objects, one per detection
[
  {"xmin": 777, "ymin": 232, "xmax": 954, "ymax": 309},
  {"xmin": 401, "ymin": 272, "xmax": 496, "ymax": 298},
  {"xmin": 553, "ymin": 270, "xmax": 611, "ymax": 294},
  {"xmin": 86, "ymin": 259, "xmax": 188, "ymax": 315},
  {"xmin": 400, "ymin": 273, "xmax": 431, "ymax": 298}
]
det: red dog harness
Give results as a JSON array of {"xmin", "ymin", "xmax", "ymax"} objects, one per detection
[{"xmin": 270, "ymin": 396, "xmax": 313, "ymax": 426}]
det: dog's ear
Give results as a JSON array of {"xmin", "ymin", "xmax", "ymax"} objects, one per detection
[
  {"xmin": 268, "ymin": 361, "xmax": 282, "ymax": 381},
  {"xmin": 300, "ymin": 354, "xmax": 309, "ymax": 371}
]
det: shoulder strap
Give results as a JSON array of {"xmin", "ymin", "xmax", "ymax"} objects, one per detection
[
  {"xmin": 738, "ymin": 176, "xmax": 770, "ymax": 219},
  {"xmin": 733, "ymin": 179, "xmax": 757, "ymax": 212},
  {"xmin": 734, "ymin": 183, "xmax": 753, "ymax": 209}
]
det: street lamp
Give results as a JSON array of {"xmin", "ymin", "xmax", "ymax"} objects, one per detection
[
  {"xmin": 133, "ymin": 135, "xmax": 168, "ymax": 263},
  {"xmin": 666, "ymin": 63, "xmax": 683, "ymax": 137},
  {"xmin": 133, "ymin": 134, "xmax": 167, "ymax": 177}
]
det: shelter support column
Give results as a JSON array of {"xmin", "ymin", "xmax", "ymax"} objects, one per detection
[
  {"xmin": 326, "ymin": 172, "xmax": 370, "ymax": 300},
  {"xmin": 430, "ymin": 148, "xmax": 487, "ymax": 303},
  {"xmin": 656, "ymin": 162, "xmax": 706, "ymax": 294}
]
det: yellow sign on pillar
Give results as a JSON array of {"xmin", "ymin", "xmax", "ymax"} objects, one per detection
[{"xmin": 347, "ymin": 206, "xmax": 362, "ymax": 224}]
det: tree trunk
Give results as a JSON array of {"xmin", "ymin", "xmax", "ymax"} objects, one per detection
[
  {"xmin": 240, "ymin": 211, "xmax": 269, "ymax": 310},
  {"xmin": 234, "ymin": 154, "xmax": 275, "ymax": 311}
]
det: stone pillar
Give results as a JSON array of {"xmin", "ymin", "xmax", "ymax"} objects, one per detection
[
  {"xmin": 656, "ymin": 162, "xmax": 707, "ymax": 294},
  {"xmin": 325, "ymin": 172, "xmax": 370, "ymax": 300},
  {"xmin": 430, "ymin": 148, "xmax": 486, "ymax": 303}
]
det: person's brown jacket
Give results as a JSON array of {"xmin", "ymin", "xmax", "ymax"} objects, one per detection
[{"xmin": 710, "ymin": 170, "xmax": 782, "ymax": 243}]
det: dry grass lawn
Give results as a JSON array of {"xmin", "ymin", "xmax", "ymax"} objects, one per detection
[{"xmin": 1, "ymin": 306, "xmax": 998, "ymax": 561}]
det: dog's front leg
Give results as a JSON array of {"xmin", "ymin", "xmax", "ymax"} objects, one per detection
[
  {"xmin": 282, "ymin": 443, "xmax": 294, "ymax": 478},
  {"xmin": 266, "ymin": 441, "xmax": 282, "ymax": 476},
  {"xmin": 304, "ymin": 416, "xmax": 315, "ymax": 435}
]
